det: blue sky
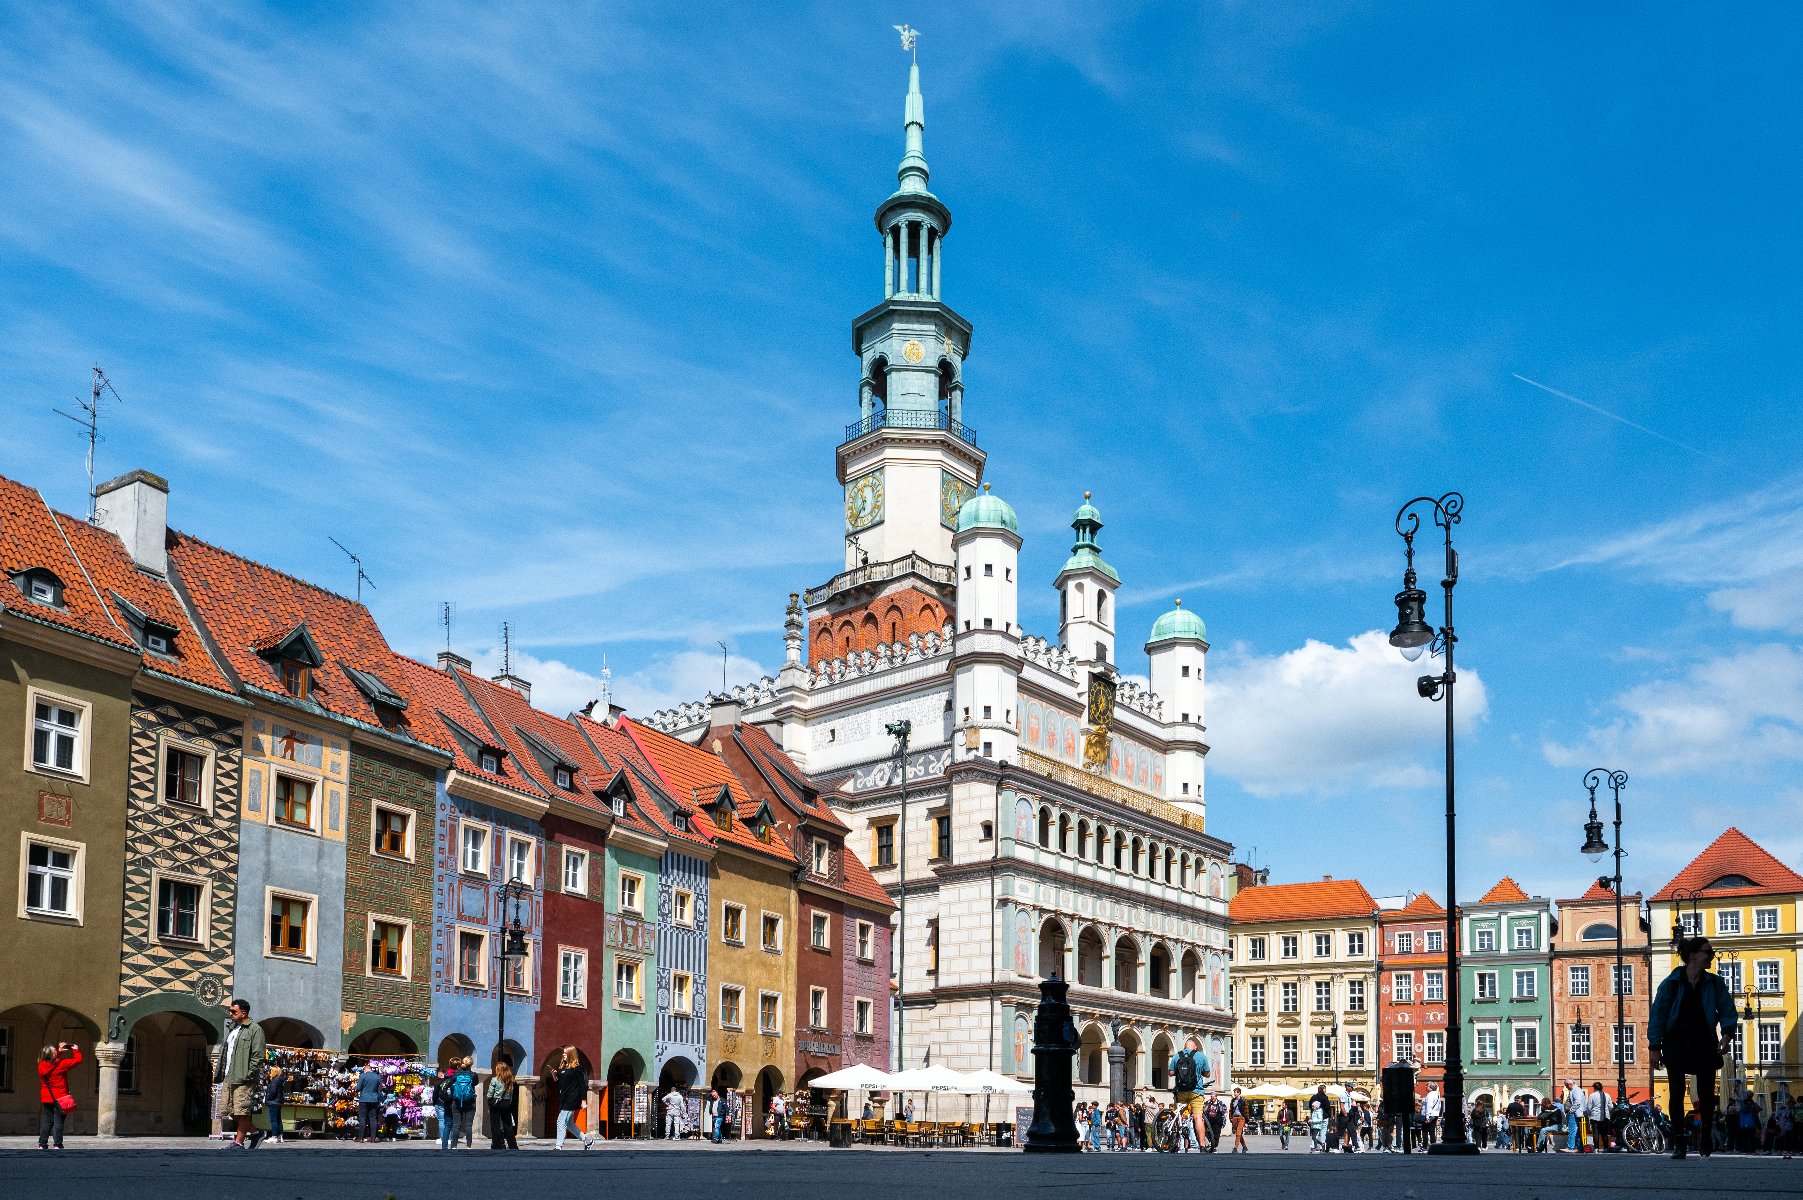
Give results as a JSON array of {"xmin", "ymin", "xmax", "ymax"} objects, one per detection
[{"xmin": 4, "ymin": 2, "xmax": 1801, "ymax": 905}]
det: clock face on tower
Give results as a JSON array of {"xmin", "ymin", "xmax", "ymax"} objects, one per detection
[
  {"xmin": 940, "ymin": 470, "xmax": 974, "ymax": 529},
  {"xmin": 845, "ymin": 469, "xmax": 885, "ymax": 533}
]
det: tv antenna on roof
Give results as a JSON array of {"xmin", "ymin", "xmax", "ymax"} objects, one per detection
[
  {"xmin": 717, "ymin": 640, "xmax": 729, "ymax": 694},
  {"xmin": 328, "ymin": 537, "xmax": 377, "ymax": 602},
  {"xmin": 439, "ymin": 601, "xmax": 456, "ymax": 652},
  {"xmin": 500, "ymin": 622, "xmax": 514, "ymax": 676},
  {"xmin": 55, "ymin": 366, "xmax": 123, "ymax": 521}
]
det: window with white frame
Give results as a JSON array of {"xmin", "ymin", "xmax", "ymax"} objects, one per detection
[
  {"xmin": 505, "ymin": 835, "xmax": 532, "ymax": 884},
  {"xmin": 29, "ymin": 695, "xmax": 84, "ymax": 777},
  {"xmin": 562, "ymin": 848, "xmax": 588, "ymax": 895},
  {"xmin": 1396, "ymin": 931, "xmax": 1414, "ymax": 954},
  {"xmin": 761, "ymin": 912, "xmax": 783, "ymax": 952},
  {"xmin": 1347, "ymin": 930, "xmax": 1366, "ymax": 956},
  {"xmin": 618, "ymin": 871, "xmax": 643, "ymax": 914},
  {"xmin": 1347, "ymin": 1033, "xmax": 1366, "ymax": 1067},
  {"xmin": 160, "ymin": 741, "xmax": 210, "ymax": 809},
  {"xmin": 267, "ymin": 890, "xmax": 314, "ymax": 960},
  {"xmin": 1513, "ymin": 1023, "xmax": 1539, "ymax": 1062},
  {"xmin": 1679, "ymin": 912, "xmax": 1701, "ymax": 938},
  {"xmin": 1314, "ymin": 1034, "xmax": 1333, "ymax": 1067},
  {"xmin": 811, "ymin": 912, "xmax": 830, "ymax": 950},
  {"xmin": 1247, "ymin": 936, "xmax": 1267, "ymax": 961},
  {"xmin": 1570, "ymin": 1023, "xmax": 1592, "ymax": 1064},
  {"xmin": 504, "ymin": 942, "xmax": 531, "ymax": 994},
  {"xmin": 1347, "ymin": 979, "xmax": 1367, "ymax": 1012},
  {"xmin": 1758, "ymin": 1022, "xmax": 1782, "ymax": 1064},
  {"xmin": 460, "ymin": 824, "xmax": 489, "ymax": 875},
  {"xmin": 559, "ymin": 948, "xmax": 586, "ymax": 1005},
  {"xmin": 670, "ymin": 970, "xmax": 692, "ymax": 1014},
  {"xmin": 672, "ymin": 887, "xmax": 694, "ymax": 926},
  {"xmin": 811, "ymin": 838, "xmax": 829, "ymax": 876},
  {"xmin": 614, "ymin": 958, "xmax": 643, "ymax": 1007},
  {"xmin": 368, "ymin": 915, "xmax": 409, "ymax": 977},
  {"xmin": 1280, "ymin": 982, "xmax": 1298, "ymax": 1013},
  {"xmin": 372, "ymin": 804, "xmax": 412, "ymax": 859},
  {"xmin": 1281, "ymin": 1035, "xmax": 1298, "ymax": 1067},
  {"xmin": 1474, "ymin": 1025, "xmax": 1499, "ymax": 1061},
  {"xmin": 1731, "ymin": 1025, "xmax": 1745, "ymax": 1063},
  {"xmin": 1474, "ymin": 925, "xmax": 1496, "ymax": 952},
  {"xmin": 1424, "ymin": 1030, "xmax": 1445, "ymax": 1064},
  {"xmin": 1754, "ymin": 907, "xmax": 1779, "ymax": 934},
  {"xmin": 1392, "ymin": 972, "xmax": 1414, "ymax": 1004},
  {"xmin": 1314, "ymin": 933, "xmax": 1332, "ymax": 957},
  {"xmin": 1394, "ymin": 1031, "xmax": 1415, "ymax": 1063},
  {"xmin": 456, "ymin": 929, "xmax": 487, "ymax": 985},
  {"xmin": 1475, "ymin": 971, "xmax": 1498, "ymax": 1000},
  {"xmin": 722, "ymin": 903, "xmax": 745, "ymax": 944},
  {"xmin": 1756, "ymin": 960, "xmax": 1781, "ymax": 993},
  {"xmin": 809, "ymin": 986, "xmax": 828, "ymax": 1030},
  {"xmin": 1721, "ymin": 960, "xmax": 1744, "ymax": 994},
  {"xmin": 273, "ymin": 775, "xmax": 316, "ymax": 831},
  {"xmin": 1424, "ymin": 971, "xmax": 1445, "ymax": 1002},
  {"xmin": 854, "ymin": 997, "xmax": 873, "ymax": 1035},
  {"xmin": 1248, "ymin": 982, "xmax": 1266, "ymax": 1013},
  {"xmin": 22, "ymin": 836, "xmax": 82, "ymax": 920},
  {"xmin": 1315, "ymin": 980, "xmax": 1333, "ymax": 1011},
  {"xmin": 1513, "ymin": 969, "xmax": 1537, "ymax": 1000},
  {"xmin": 719, "ymin": 985, "xmax": 743, "ymax": 1029},
  {"xmin": 856, "ymin": 920, "xmax": 874, "ymax": 962},
  {"xmin": 758, "ymin": 991, "xmax": 781, "ymax": 1035},
  {"xmin": 479, "ymin": 750, "xmax": 501, "ymax": 774},
  {"xmin": 1280, "ymin": 934, "xmax": 1299, "ymax": 959},
  {"xmin": 1717, "ymin": 909, "xmax": 1742, "ymax": 935},
  {"xmin": 1426, "ymin": 930, "xmax": 1443, "ymax": 952},
  {"xmin": 1249, "ymin": 1034, "xmax": 1266, "ymax": 1066},
  {"xmin": 154, "ymin": 876, "xmax": 203, "ymax": 943},
  {"xmin": 1613, "ymin": 963, "xmax": 1634, "ymax": 996},
  {"xmin": 553, "ymin": 766, "xmax": 573, "ymax": 790},
  {"xmin": 1613, "ymin": 1024, "xmax": 1636, "ymax": 1064},
  {"xmin": 1569, "ymin": 965, "xmax": 1591, "ymax": 996},
  {"xmin": 1513, "ymin": 924, "xmax": 1535, "ymax": 950}
]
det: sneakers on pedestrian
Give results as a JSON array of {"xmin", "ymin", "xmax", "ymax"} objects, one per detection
[{"xmin": 225, "ymin": 1141, "xmax": 246, "ymax": 1151}]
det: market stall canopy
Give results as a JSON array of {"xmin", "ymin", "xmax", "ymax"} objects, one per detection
[
  {"xmin": 957, "ymin": 1070, "xmax": 1033, "ymax": 1095},
  {"xmin": 807, "ymin": 1064, "xmax": 894, "ymax": 1090},
  {"xmin": 1349, "ymin": 1090, "xmax": 1373, "ymax": 1103},
  {"xmin": 886, "ymin": 1065, "xmax": 969, "ymax": 1092},
  {"xmin": 1237, "ymin": 1084, "xmax": 1292, "ymax": 1100}
]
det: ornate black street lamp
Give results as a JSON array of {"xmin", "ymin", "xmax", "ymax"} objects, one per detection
[
  {"xmin": 1667, "ymin": 887, "xmax": 1704, "ymax": 948},
  {"xmin": 888, "ymin": 718, "xmax": 912, "ymax": 1069},
  {"xmin": 495, "ymin": 878, "xmax": 530, "ymax": 1072},
  {"xmin": 1388, "ymin": 491, "xmax": 1477, "ymax": 1155},
  {"xmin": 1579, "ymin": 768, "xmax": 1629, "ymax": 1144}
]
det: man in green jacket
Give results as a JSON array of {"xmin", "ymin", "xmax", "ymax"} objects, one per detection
[{"xmin": 215, "ymin": 998, "xmax": 268, "ymax": 1149}]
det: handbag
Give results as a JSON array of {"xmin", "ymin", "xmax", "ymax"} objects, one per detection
[{"xmin": 57, "ymin": 1094, "xmax": 76, "ymax": 1113}]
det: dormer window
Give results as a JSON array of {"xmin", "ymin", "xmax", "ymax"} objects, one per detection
[
  {"xmin": 145, "ymin": 631, "xmax": 171, "ymax": 655},
  {"xmin": 611, "ymin": 793, "xmax": 625, "ymax": 817},
  {"xmin": 554, "ymin": 766, "xmax": 573, "ymax": 790},
  {"xmin": 755, "ymin": 821, "xmax": 771, "ymax": 843},
  {"xmin": 479, "ymin": 751, "xmax": 501, "ymax": 774},
  {"xmin": 13, "ymin": 568, "xmax": 65, "ymax": 609},
  {"xmin": 279, "ymin": 659, "xmax": 311, "ymax": 698},
  {"xmin": 257, "ymin": 623, "xmax": 324, "ymax": 701}
]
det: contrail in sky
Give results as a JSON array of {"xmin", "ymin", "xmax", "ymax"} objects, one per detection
[{"xmin": 1511, "ymin": 374, "xmax": 1730, "ymax": 466}]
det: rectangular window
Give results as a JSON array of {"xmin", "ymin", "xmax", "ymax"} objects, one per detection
[
  {"xmin": 1347, "ymin": 931, "xmax": 1366, "ymax": 956},
  {"xmin": 505, "ymin": 836, "xmax": 532, "ymax": 884},
  {"xmin": 810, "ymin": 987, "xmax": 828, "ymax": 1030},
  {"xmin": 1280, "ymin": 935, "xmax": 1299, "ymax": 959},
  {"xmin": 761, "ymin": 912, "xmax": 783, "ymax": 952},
  {"xmin": 1717, "ymin": 909, "xmax": 1742, "ymax": 935},
  {"xmin": 460, "ymin": 824, "xmax": 489, "ymax": 875},
  {"xmin": 1280, "ymin": 982, "xmax": 1298, "ymax": 1013},
  {"xmin": 618, "ymin": 871, "xmax": 642, "ymax": 914},
  {"xmin": 722, "ymin": 904, "xmax": 745, "ymax": 945},
  {"xmin": 373, "ymin": 805, "xmax": 411, "ymax": 858},
  {"xmin": 1756, "ymin": 960, "xmax": 1781, "ymax": 993},
  {"xmin": 1680, "ymin": 912, "xmax": 1701, "ymax": 938},
  {"xmin": 369, "ymin": 918, "xmax": 407, "ymax": 977},
  {"xmin": 1315, "ymin": 1034, "xmax": 1333, "ymax": 1067},
  {"xmin": 811, "ymin": 839, "xmax": 829, "ymax": 876},
  {"xmin": 1571, "ymin": 1023, "xmax": 1592, "ymax": 1064},
  {"xmin": 162, "ymin": 746, "xmax": 206, "ymax": 807},
  {"xmin": 1424, "ymin": 971, "xmax": 1445, "ymax": 1002},
  {"xmin": 1568, "ymin": 965, "xmax": 1591, "ymax": 997},
  {"xmin": 504, "ymin": 945, "xmax": 530, "ymax": 994},
  {"xmin": 1720, "ymin": 960, "xmax": 1744, "ymax": 994},
  {"xmin": 873, "ymin": 823, "xmax": 895, "ymax": 867},
  {"xmin": 1248, "ymin": 983, "xmax": 1266, "ymax": 1014},
  {"xmin": 1731, "ymin": 1025, "xmax": 1746, "ymax": 1063},
  {"xmin": 672, "ymin": 888, "xmax": 694, "ymax": 927},
  {"xmin": 1513, "ymin": 1024, "xmax": 1539, "ymax": 1062},
  {"xmin": 1426, "ymin": 930, "xmax": 1443, "ymax": 952},
  {"xmin": 671, "ymin": 970, "xmax": 692, "ymax": 1015},
  {"xmin": 1758, "ymin": 1022, "xmax": 1782, "ymax": 1064},
  {"xmin": 1613, "ymin": 1024, "xmax": 1636, "ymax": 1065},
  {"xmin": 1249, "ymin": 1035, "xmax": 1266, "ymax": 1067},
  {"xmin": 267, "ymin": 893, "xmax": 311, "ymax": 958},
  {"xmin": 1314, "ymin": 980, "xmax": 1332, "ymax": 1011},
  {"xmin": 1314, "ymin": 933, "xmax": 1332, "ymax": 958},
  {"xmin": 856, "ymin": 920, "xmax": 874, "ymax": 962},
  {"xmin": 279, "ymin": 659, "xmax": 310, "ymax": 698},
  {"xmin": 1474, "ymin": 926, "xmax": 1496, "ymax": 952},
  {"xmin": 614, "ymin": 958, "xmax": 642, "ymax": 1007},
  {"xmin": 1754, "ymin": 907, "xmax": 1780, "ymax": 934},
  {"xmin": 1281, "ymin": 1035, "xmax": 1298, "ymax": 1067},
  {"xmin": 1392, "ymin": 972, "xmax": 1414, "ymax": 1004},
  {"xmin": 720, "ymin": 985, "xmax": 744, "ymax": 1030},
  {"xmin": 24, "ymin": 839, "xmax": 80, "ymax": 918},
  {"xmin": 0, "ymin": 1025, "xmax": 11, "ymax": 1092},
  {"xmin": 926, "ymin": 918, "xmax": 939, "ymax": 975},
  {"xmin": 811, "ymin": 912, "xmax": 830, "ymax": 950},
  {"xmin": 154, "ymin": 878, "xmax": 202, "ymax": 942},
  {"xmin": 1395, "ymin": 932, "xmax": 1414, "ymax": 954},
  {"xmin": 1474, "ymin": 1025, "xmax": 1499, "ymax": 1062},
  {"xmin": 1513, "ymin": 969, "xmax": 1537, "ymax": 1000},
  {"xmin": 1347, "ymin": 979, "xmax": 1366, "ymax": 1012},
  {"xmin": 1513, "ymin": 924, "xmax": 1535, "ymax": 950},
  {"xmin": 855, "ymin": 998, "xmax": 873, "ymax": 1035},
  {"xmin": 31, "ymin": 698, "xmax": 82, "ymax": 775},
  {"xmin": 1347, "ymin": 1033, "xmax": 1366, "ymax": 1068},
  {"xmin": 934, "ymin": 815, "xmax": 952, "ymax": 860},
  {"xmin": 1475, "ymin": 971, "xmax": 1498, "ymax": 1000},
  {"xmin": 559, "ymin": 949, "xmax": 586, "ymax": 1006},
  {"xmin": 1394, "ymin": 1031, "xmax": 1415, "ymax": 1063},
  {"xmin": 1247, "ymin": 936, "xmax": 1267, "ymax": 961},
  {"xmin": 1415, "ymin": 1030, "xmax": 1440, "ymax": 1064},
  {"xmin": 274, "ymin": 776, "xmax": 315, "ymax": 830},
  {"xmin": 118, "ymin": 1037, "xmax": 138, "ymax": 1093},
  {"xmin": 562, "ymin": 849, "xmax": 588, "ymax": 895},
  {"xmin": 758, "ymin": 991, "xmax": 781, "ymax": 1035},
  {"xmin": 1612, "ymin": 963, "xmax": 1634, "ymax": 996},
  {"xmin": 457, "ymin": 929, "xmax": 486, "ymax": 985}
]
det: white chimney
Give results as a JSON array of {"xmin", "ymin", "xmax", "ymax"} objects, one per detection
[
  {"xmin": 93, "ymin": 469, "xmax": 169, "ymax": 576},
  {"xmin": 493, "ymin": 671, "xmax": 531, "ymax": 702}
]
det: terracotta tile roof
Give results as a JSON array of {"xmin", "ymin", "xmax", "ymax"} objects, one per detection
[
  {"xmin": 387, "ymin": 655, "xmax": 534, "ymax": 796},
  {"xmin": 523, "ymin": 705, "xmax": 654, "ymax": 834},
  {"xmin": 0, "ymin": 474, "xmax": 134, "ymax": 651},
  {"xmin": 569, "ymin": 711, "xmax": 712, "ymax": 848},
  {"xmin": 1228, "ymin": 878, "xmax": 1377, "ymax": 923},
  {"xmin": 53, "ymin": 515, "xmax": 234, "ymax": 694},
  {"xmin": 168, "ymin": 532, "xmax": 444, "ymax": 750},
  {"xmin": 622, "ymin": 718, "xmax": 796, "ymax": 863},
  {"xmin": 1478, "ymin": 876, "xmax": 1531, "ymax": 904},
  {"xmin": 1384, "ymin": 892, "xmax": 1445, "ymax": 919},
  {"xmin": 451, "ymin": 671, "xmax": 574, "ymax": 797},
  {"xmin": 1651, "ymin": 827, "xmax": 1803, "ymax": 901}
]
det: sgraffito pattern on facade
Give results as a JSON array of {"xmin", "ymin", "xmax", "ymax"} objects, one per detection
[{"xmin": 654, "ymin": 850, "xmax": 709, "ymax": 1083}]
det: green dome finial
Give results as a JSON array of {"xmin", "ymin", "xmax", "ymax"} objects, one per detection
[
  {"xmin": 956, "ymin": 483, "xmax": 1017, "ymax": 534},
  {"xmin": 1149, "ymin": 598, "xmax": 1207, "ymax": 645}
]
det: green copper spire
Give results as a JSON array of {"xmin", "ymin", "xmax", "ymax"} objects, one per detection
[
  {"xmin": 898, "ymin": 61, "xmax": 929, "ymax": 195},
  {"xmin": 1061, "ymin": 491, "xmax": 1120, "ymax": 584}
]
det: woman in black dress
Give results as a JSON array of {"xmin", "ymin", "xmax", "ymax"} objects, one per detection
[{"xmin": 1649, "ymin": 936, "xmax": 1738, "ymax": 1159}]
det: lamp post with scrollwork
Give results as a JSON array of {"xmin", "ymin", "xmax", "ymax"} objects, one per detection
[
  {"xmin": 1579, "ymin": 768, "xmax": 1629, "ymax": 1144},
  {"xmin": 1386, "ymin": 491, "xmax": 1477, "ymax": 1155},
  {"xmin": 888, "ymin": 719, "xmax": 912, "ymax": 1070},
  {"xmin": 494, "ymin": 878, "xmax": 529, "ymax": 1073}
]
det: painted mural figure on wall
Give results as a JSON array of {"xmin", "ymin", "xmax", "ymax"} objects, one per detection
[{"xmin": 1014, "ymin": 910, "xmax": 1032, "ymax": 975}]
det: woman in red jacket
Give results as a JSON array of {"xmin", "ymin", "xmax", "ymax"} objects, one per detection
[{"xmin": 39, "ymin": 1042, "xmax": 82, "ymax": 1150}]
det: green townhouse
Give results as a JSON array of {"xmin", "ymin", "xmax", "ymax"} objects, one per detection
[{"xmin": 1460, "ymin": 876, "xmax": 1556, "ymax": 1116}]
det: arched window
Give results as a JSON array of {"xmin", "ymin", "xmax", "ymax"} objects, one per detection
[
  {"xmin": 1058, "ymin": 814, "xmax": 1072, "ymax": 854},
  {"xmin": 1131, "ymin": 837, "xmax": 1143, "ymax": 875},
  {"xmin": 1097, "ymin": 590, "xmax": 1109, "ymax": 624},
  {"xmin": 1078, "ymin": 820, "xmax": 1091, "ymax": 859},
  {"xmin": 1114, "ymin": 833, "xmax": 1126, "ymax": 872},
  {"xmin": 1094, "ymin": 825, "xmax": 1108, "ymax": 864},
  {"xmin": 868, "ymin": 356, "xmax": 889, "ymax": 408},
  {"xmin": 1180, "ymin": 855, "xmax": 1192, "ymax": 889},
  {"xmin": 1580, "ymin": 923, "xmax": 1618, "ymax": 942},
  {"xmin": 1165, "ymin": 849, "xmax": 1177, "ymax": 883},
  {"xmin": 1037, "ymin": 806, "xmax": 1052, "ymax": 849}
]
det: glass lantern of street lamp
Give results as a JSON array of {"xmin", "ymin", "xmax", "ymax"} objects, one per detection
[
  {"xmin": 1581, "ymin": 807, "xmax": 1608, "ymax": 862},
  {"xmin": 1389, "ymin": 578, "xmax": 1433, "ymax": 663},
  {"xmin": 502, "ymin": 919, "xmax": 528, "ymax": 961}
]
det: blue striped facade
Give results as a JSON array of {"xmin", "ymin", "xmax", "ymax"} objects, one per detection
[{"xmin": 653, "ymin": 849, "xmax": 710, "ymax": 1087}]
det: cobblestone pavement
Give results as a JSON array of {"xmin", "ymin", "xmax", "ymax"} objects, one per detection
[{"xmin": 0, "ymin": 1132, "xmax": 1794, "ymax": 1200}]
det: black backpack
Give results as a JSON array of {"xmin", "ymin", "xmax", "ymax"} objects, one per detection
[{"xmin": 1172, "ymin": 1052, "xmax": 1199, "ymax": 1094}]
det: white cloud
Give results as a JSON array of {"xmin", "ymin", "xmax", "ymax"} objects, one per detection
[
  {"xmin": 1206, "ymin": 630, "xmax": 1488, "ymax": 798},
  {"xmin": 1543, "ymin": 644, "xmax": 1803, "ymax": 776},
  {"xmin": 1707, "ymin": 568, "xmax": 1803, "ymax": 635},
  {"xmin": 464, "ymin": 645, "xmax": 769, "ymax": 721}
]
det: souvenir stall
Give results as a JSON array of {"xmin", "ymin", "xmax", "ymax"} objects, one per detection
[{"xmin": 253, "ymin": 1048, "xmax": 433, "ymax": 1139}]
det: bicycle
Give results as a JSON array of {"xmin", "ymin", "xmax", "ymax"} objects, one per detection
[{"xmin": 1618, "ymin": 1106, "xmax": 1663, "ymax": 1154}]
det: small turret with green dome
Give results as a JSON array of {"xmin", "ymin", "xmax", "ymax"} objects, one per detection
[
  {"xmin": 1060, "ymin": 491, "xmax": 1119, "ymax": 585},
  {"xmin": 1148, "ymin": 598, "xmax": 1207, "ymax": 645},
  {"xmin": 956, "ymin": 482, "xmax": 1018, "ymax": 534}
]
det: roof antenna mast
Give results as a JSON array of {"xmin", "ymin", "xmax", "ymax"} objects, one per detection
[
  {"xmin": 500, "ymin": 622, "xmax": 513, "ymax": 677},
  {"xmin": 440, "ymin": 601, "xmax": 456, "ymax": 652},
  {"xmin": 717, "ymin": 640, "xmax": 729, "ymax": 693},
  {"xmin": 55, "ymin": 365, "xmax": 123, "ymax": 521},
  {"xmin": 327, "ymin": 537, "xmax": 377, "ymax": 603}
]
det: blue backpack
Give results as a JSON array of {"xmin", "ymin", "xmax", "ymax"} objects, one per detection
[{"xmin": 451, "ymin": 1071, "xmax": 475, "ymax": 1104}]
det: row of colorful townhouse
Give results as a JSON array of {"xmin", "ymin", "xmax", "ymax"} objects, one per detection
[
  {"xmin": 1230, "ymin": 831, "xmax": 1803, "ymax": 1116},
  {"xmin": 0, "ymin": 467, "xmax": 893, "ymax": 1138}
]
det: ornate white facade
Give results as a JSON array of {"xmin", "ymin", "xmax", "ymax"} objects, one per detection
[{"xmin": 644, "ymin": 59, "xmax": 1234, "ymax": 1097}]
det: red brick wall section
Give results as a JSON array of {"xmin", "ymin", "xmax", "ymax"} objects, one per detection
[{"xmin": 808, "ymin": 586, "xmax": 948, "ymax": 667}]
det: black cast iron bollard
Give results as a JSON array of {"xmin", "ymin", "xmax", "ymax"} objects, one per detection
[{"xmin": 1023, "ymin": 976, "xmax": 1081, "ymax": 1153}]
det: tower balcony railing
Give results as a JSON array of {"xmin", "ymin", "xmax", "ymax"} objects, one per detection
[{"xmin": 843, "ymin": 407, "xmax": 977, "ymax": 447}]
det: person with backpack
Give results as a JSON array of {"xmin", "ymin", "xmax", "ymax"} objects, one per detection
[
  {"xmin": 449, "ymin": 1057, "xmax": 478, "ymax": 1148},
  {"xmin": 433, "ymin": 1057, "xmax": 457, "ymax": 1149},
  {"xmin": 487, "ymin": 1058, "xmax": 519, "ymax": 1150},
  {"xmin": 552, "ymin": 1046, "xmax": 595, "ymax": 1150},
  {"xmin": 1202, "ymin": 1093, "xmax": 1225, "ymax": 1152},
  {"xmin": 1167, "ymin": 1036, "xmax": 1211, "ymax": 1153}
]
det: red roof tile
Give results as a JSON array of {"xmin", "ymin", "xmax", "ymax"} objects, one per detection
[
  {"xmin": 1384, "ymin": 892, "xmax": 1445, "ymax": 919},
  {"xmin": 1229, "ymin": 878, "xmax": 1377, "ymax": 923},
  {"xmin": 1651, "ymin": 827, "xmax": 1803, "ymax": 901},
  {"xmin": 568, "ymin": 712, "xmax": 712, "ymax": 848},
  {"xmin": 386, "ymin": 655, "xmax": 530, "ymax": 793},
  {"xmin": 0, "ymin": 475, "xmax": 134, "ymax": 651},
  {"xmin": 1478, "ymin": 876, "xmax": 1530, "ymax": 904},
  {"xmin": 623, "ymin": 718, "xmax": 796, "ymax": 863}
]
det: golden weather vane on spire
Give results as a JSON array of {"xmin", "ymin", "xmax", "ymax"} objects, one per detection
[{"xmin": 894, "ymin": 22, "xmax": 918, "ymax": 59}]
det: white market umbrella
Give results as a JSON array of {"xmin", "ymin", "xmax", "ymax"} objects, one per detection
[
  {"xmin": 1238, "ymin": 1084, "xmax": 1290, "ymax": 1101},
  {"xmin": 958, "ymin": 1070, "xmax": 1033, "ymax": 1095},
  {"xmin": 809, "ymin": 1064, "xmax": 894, "ymax": 1090},
  {"xmin": 886, "ymin": 1064, "xmax": 969, "ymax": 1123}
]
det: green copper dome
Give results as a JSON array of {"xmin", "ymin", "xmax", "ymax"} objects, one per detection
[
  {"xmin": 1148, "ymin": 600, "xmax": 1207, "ymax": 644},
  {"xmin": 1058, "ymin": 491, "xmax": 1120, "ymax": 584},
  {"xmin": 956, "ymin": 484, "xmax": 1018, "ymax": 534}
]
